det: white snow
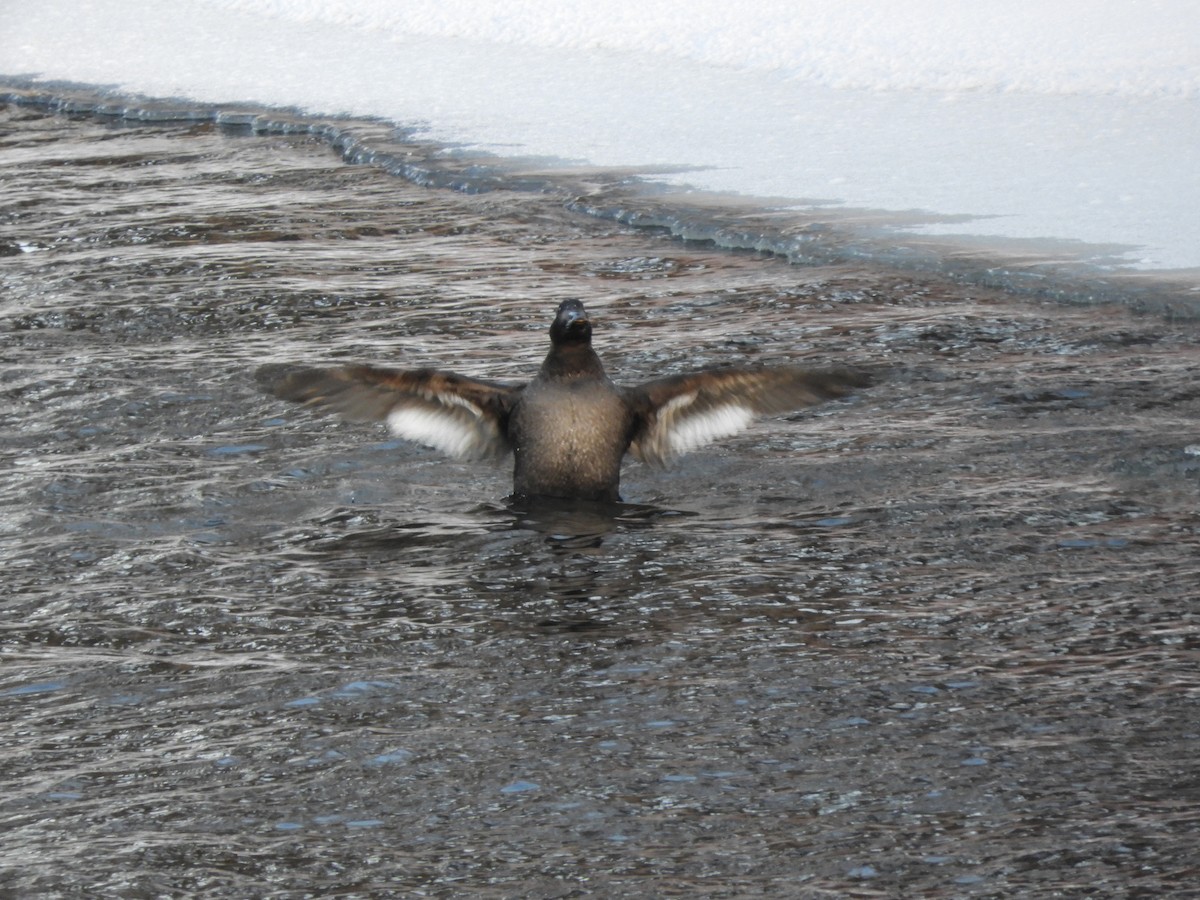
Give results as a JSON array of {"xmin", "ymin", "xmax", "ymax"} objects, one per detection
[{"xmin": 3, "ymin": 0, "xmax": 1198, "ymax": 269}]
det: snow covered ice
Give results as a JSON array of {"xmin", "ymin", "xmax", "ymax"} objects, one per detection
[{"xmin": 2, "ymin": 0, "xmax": 1198, "ymax": 272}]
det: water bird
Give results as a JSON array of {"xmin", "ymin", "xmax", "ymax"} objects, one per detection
[{"xmin": 257, "ymin": 300, "xmax": 870, "ymax": 502}]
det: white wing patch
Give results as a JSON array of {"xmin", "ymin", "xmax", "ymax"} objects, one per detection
[
  {"xmin": 387, "ymin": 404, "xmax": 495, "ymax": 460},
  {"xmin": 666, "ymin": 400, "xmax": 756, "ymax": 455}
]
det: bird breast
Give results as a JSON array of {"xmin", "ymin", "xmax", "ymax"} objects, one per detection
[{"xmin": 509, "ymin": 379, "xmax": 631, "ymax": 499}]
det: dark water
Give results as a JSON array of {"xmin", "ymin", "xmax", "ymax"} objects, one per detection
[{"xmin": 2, "ymin": 99, "xmax": 1199, "ymax": 898}]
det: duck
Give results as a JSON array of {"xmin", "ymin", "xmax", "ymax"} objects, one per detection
[{"xmin": 256, "ymin": 299, "xmax": 870, "ymax": 502}]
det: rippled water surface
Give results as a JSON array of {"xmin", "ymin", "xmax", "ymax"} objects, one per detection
[{"xmin": 2, "ymin": 103, "xmax": 1199, "ymax": 897}]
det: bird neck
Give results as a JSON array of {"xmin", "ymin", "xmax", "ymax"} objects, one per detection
[{"xmin": 541, "ymin": 341, "xmax": 606, "ymax": 380}]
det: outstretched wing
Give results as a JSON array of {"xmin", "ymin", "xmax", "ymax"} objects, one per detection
[
  {"xmin": 256, "ymin": 363, "xmax": 522, "ymax": 460},
  {"xmin": 625, "ymin": 366, "xmax": 871, "ymax": 467}
]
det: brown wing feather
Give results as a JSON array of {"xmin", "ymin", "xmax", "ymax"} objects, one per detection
[
  {"xmin": 256, "ymin": 363, "xmax": 521, "ymax": 460},
  {"xmin": 626, "ymin": 366, "xmax": 871, "ymax": 466}
]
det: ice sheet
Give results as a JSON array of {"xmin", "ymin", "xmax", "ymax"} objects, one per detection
[{"xmin": 2, "ymin": 0, "xmax": 1198, "ymax": 269}]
